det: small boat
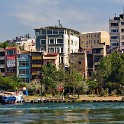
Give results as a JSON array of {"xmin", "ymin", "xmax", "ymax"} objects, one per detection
[{"xmin": 0, "ymin": 95, "xmax": 16, "ymax": 104}]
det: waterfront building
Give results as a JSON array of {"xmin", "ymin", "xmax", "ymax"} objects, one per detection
[
  {"xmin": 5, "ymin": 47, "xmax": 20, "ymax": 76},
  {"xmin": 30, "ymin": 52, "xmax": 43, "ymax": 82},
  {"xmin": 109, "ymin": 12, "xmax": 124, "ymax": 51},
  {"xmin": 79, "ymin": 31, "xmax": 110, "ymax": 75},
  {"xmin": 43, "ymin": 53, "xmax": 59, "ymax": 70},
  {"xmin": 17, "ymin": 52, "xmax": 31, "ymax": 83},
  {"xmin": 34, "ymin": 26, "xmax": 80, "ymax": 67},
  {"xmin": 0, "ymin": 48, "xmax": 5, "ymax": 76}
]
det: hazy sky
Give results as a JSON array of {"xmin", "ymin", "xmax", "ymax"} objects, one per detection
[{"xmin": 0, "ymin": 0, "xmax": 124, "ymax": 41}]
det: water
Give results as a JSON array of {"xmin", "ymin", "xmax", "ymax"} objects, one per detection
[{"xmin": 0, "ymin": 102, "xmax": 124, "ymax": 124}]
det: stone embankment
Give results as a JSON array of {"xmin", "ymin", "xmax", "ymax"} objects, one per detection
[{"xmin": 23, "ymin": 95, "xmax": 124, "ymax": 103}]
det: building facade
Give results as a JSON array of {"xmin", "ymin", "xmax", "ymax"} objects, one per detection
[
  {"xmin": 69, "ymin": 52, "xmax": 87, "ymax": 79},
  {"xmin": 5, "ymin": 47, "xmax": 20, "ymax": 76},
  {"xmin": 79, "ymin": 31, "xmax": 110, "ymax": 74},
  {"xmin": 17, "ymin": 52, "xmax": 31, "ymax": 83},
  {"xmin": 34, "ymin": 26, "xmax": 80, "ymax": 67},
  {"xmin": 0, "ymin": 48, "xmax": 5, "ymax": 76},
  {"xmin": 30, "ymin": 52, "xmax": 43, "ymax": 81},
  {"xmin": 109, "ymin": 13, "xmax": 124, "ymax": 51},
  {"xmin": 43, "ymin": 53, "xmax": 59, "ymax": 70}
]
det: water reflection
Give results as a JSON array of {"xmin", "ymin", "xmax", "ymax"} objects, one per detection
[{"xmin": 0, "ymin": 102, "xmax": 124, "ymax": 124}]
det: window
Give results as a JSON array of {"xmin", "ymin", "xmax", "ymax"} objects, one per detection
[
  {"xmin": 94, "ymin": 40, "xmax": 96, "ymax": 43},
  {"xmin": 111, "ymin": 36, "xmax": 118, "ymax": 39},
  {"xmin": 111, "ymin": 29, "xmax": 118, "ymax": 32},
  {"xmin": 79, "ymin": 61, "xmax": 81, "ymax": 64},
  {"xmin": 121, "ymin": 29, "xmax": 124, "ymax": 32},
  {"xmin": 97, "ymin": 40, "xmax": 99, "ymax": 43},
  {"xmin": 121, "ymin": 42, "xmax": 124, "ymax": 45},
  {"xmin": 121, "ymin": 35, "xmax": 124, "ymax": 39},
  {"xmin": 20, "ymin": 78, "xmax": 29, "ymax": 83},
  {"xmin": 53, "ymin": 30, "xmax": 58, "ymax": 34},
  {"xmin": 7, "ymin": 68, "xmax": 16, "ymax": 72},
  {"xmin": 19, "ymin": 61, "xmax": 29, "ymax": 66},
  {"xmin": 111, "ymin": 42, "xmax": 119, "ymax": 46},
  {"xmin": 121, "ymin": 22, "xmax": 124, "ymax": 25},
  {"xmin": 57, "ymin": 39, "xmax": 63, "ymax": 44},
  {"xmin": 71, "ymin": 40, "xmax": 73, "ymax": 45},
  {"xmin": 35, "ymin": 31, "xmax": 40, "ymax": 35},
  {"xmin": 111, "ymin": 23, "xmax": 118, "ymax": 26},
  {"xmin": 7, "ymin": 50, "xmax": 15, "ymax": 55},
  {"xmin": 19, "ymin": 69, "xmax": 29, "ymax": 74},
  {"xmin": 49, "ymin": 39, "xmax": 54, "ymax": 44},
  {"xmin": 42, "ymin": 30, "xmax": 46, "ymax": 34},
  {"xmin": 59, "ymin": 30, "xmax": 64, "ymax": 34},
  {"xmin": 32, "ymin": 60, "xmax": 41, "ymax": 64},
  {"xmin": 47, "ymin": 30, "xmax": 52, "ymax": 34},
  {"xmin": 61, "ymin": 48, "xmax": 63, "ymax": 53},
  {"xmin": 40, "ymin": 47, "xmax": 44, "ymax": 51},
  {"xmin": 48, "ymin": 48, "xmax": 54, "ymax": 53},
  {"xmin": 40, "ymin": 39, "xmax": 46, "ymax": 44},
  {"xmin": 56, "ymin": 48, "xmax": 60, "ymax": 53}
]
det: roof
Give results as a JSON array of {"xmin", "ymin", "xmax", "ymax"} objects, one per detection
[
  {"xmin": 44, "ymin": 53, "xmax": 58, "ymax": 57},
  {"xmin": 81, "ymin": 31, "xmax": 108, "ymax": 34},
  {"xmin": 34, "ymin": 26, "xmax": 80, "ymax": 34},
  {"xmin": 5, "ymin": 46, "xmax": 17, "ymax": 50}
]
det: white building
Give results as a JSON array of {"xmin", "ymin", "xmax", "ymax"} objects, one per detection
[
  {"xmin": 109, "ymin": 12, "xmax": 124, "ymax": 51},
  {"xmin": 34, "ymin": 26, "xmax": 80, "ymax": 66},
  {"xmin": 16, "ymin": 38, "xmax": 36, "ymax": 52}
]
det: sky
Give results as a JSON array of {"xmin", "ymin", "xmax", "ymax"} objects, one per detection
[{"xmin": 0, "ymin": 0, "xmax": 124, "ymax": 42}]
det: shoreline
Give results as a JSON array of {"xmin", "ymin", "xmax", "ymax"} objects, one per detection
[{"xmin": 23, "ymin": 95, "xmax": 124, "ymax": 102}]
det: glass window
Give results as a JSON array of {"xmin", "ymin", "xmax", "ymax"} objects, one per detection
[
  {"xmin": 56, "ymin": 48, "xmax": 60, "ymax": 53},
  {"xmin": 49, "ymin": 39, "xmax": 54, "ymax": 44},
  {"xmin": 121, "ymin": 29, "xmax": 124, "ymax": 32},
  {"xmin": 47, "ymin": 30, "xmax": 52, "ymax": 34},
  {"xmin": 7, "ymin": 50, "xmax": 15, "ymax": 55},
  {"xmin": 48, "ymin": 48, "xmax": 54, "ymax": 53},
  {"xmin": 19, "ymin": 69, "xmax": 29, "ymax": 74},
  {"xmin": 59, "ymin": 30, "xmax": 64, "ymax": 34},
  {"xmin": 42, "ymin": 30, "xmax": 46, "ymax": 34},
  {"xmin": 121, "ymin": 22, "xmax": 124, "ymax": 25},
  {"xmin": 53, "ymin": 30, "xmax": 58, "ymax": 34},
  {"xmin": 121, "ymin": 35, "xmax": 124, "ymax": 39},
  {"xmin": 61, "ymin": 48, "xmax": 63, "ymax": 53},
  {"xmin": 19, "ymin": 61, "xmax": 29, "ymax": 66},
  {"xmin": 57, "ymin": 39, "xmax": 63, "ymax": 44},
  {"xmin": 111, "ymin": 36, "xmax": 118, "ymax": 39},
  {"xmin": 121, "ymin": 42, "xmax": 124, "ymax": 45},
  {"xmin": 40, "ymin": 39, "xmax": 46, "ymax": 44}
]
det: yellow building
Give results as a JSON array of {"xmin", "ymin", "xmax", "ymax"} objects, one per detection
[
  {"xmin": 80, "ymin": 31, "xmax": 110, "ymax": 50},
  {"xmin": 79, "ymin": 31, "xmax": 110, "ymax": 74}
]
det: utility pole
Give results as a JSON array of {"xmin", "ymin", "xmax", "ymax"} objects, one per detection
[{"xmin": 40, "ymin": 51, "xmax": 44, "ymax": 96}]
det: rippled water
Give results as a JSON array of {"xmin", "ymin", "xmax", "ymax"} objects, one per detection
[{"xmin": 0, "ymin": 102, "xmax": 124, "ymax": 124}]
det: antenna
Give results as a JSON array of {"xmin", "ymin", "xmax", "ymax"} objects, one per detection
[
  {"xmin": 58, "ymin": 20, "xmax": 62, "ymax": 27},
  {"xmin": 58, "ymin": 20, "xmax": 60, "ymax": 27}
]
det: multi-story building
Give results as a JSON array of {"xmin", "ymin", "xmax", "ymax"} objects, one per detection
[
  {"xmin": 30, "ymin": 52, "xmax": 43, "ymax": 81},
  {"xmin": 17, "ymin": 52, "xmax": 31, "ymax": 83},
  {"xmin": 5, "ymin": 47, "xmax": 20, "ymax": 76},
  {"xmin": 79, "ymin": 31, "xmax": 110, "ymax": 74},
  {"xmin": 109, "ymin": 12, "xmax": 124, "ymax": 51},
  {"xmin": 43, "ymin": 53, "xmax": 59, "ymax": 70},
  {"xmin": 0, "ymin": 48, "xmax": 5, "ymax": 76},
  {"xmin": 34, "ymin": 26, "xmax": 80, "ymax": 67}
]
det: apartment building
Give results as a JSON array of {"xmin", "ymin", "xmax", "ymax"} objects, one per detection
[
  {"xmin": 34, "ymin": 26, "xmax": 80, "ymax": 67},
  {"xmin": 17, "ymin": 52, "xmax": 31, "ymax": 83},
  {"xmin": 5, "ymin": 47, "xmax": 20, "ymax": 76},
  {"xmin": 109, "ymin": 13, "xmax": 124, "ymax": 51},
  {"xmin": 79, "ymin": 31, "xmax": 110, "ymax": 74},
  {"xmin": 0, "ymin": 48, "xmax": 5, "ymax": 76},
  {"xmin": 30, "ymin": 52, "xmax": 43, "ymax": 81}
]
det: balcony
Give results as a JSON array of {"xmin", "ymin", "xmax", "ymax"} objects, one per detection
[
  {"xmin": 32, "ymin": 56, "xmax": 42, "ymax": 60},
  {"xmin": 32, "ymin": 64, "xmax": 41, "ymax": 67}
]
